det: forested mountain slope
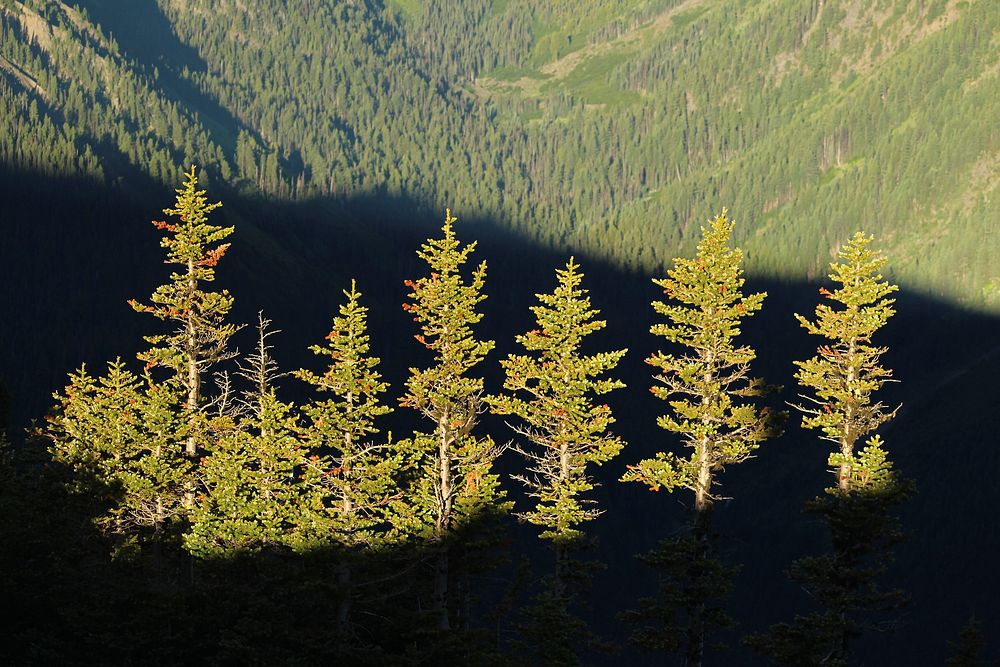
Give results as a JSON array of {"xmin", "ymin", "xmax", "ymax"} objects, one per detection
[{"xmin": 1, "ymin": 0, "xmax": 998, "ymax": 307}]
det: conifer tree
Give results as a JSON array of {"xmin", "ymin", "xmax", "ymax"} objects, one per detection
[
  {"xmin": 620, "ymin": 533, "xmax": 739, "ymax": 660},
  {"xmin": 489, "ymin": 259, "xmax": 625, "ymax": 579},
  {"xmin": 621, "ymin": 211, "xmax": 777, "ymax": 516},
  {"xmin": 47, "ymin": 361, "xmax": 189, "ymax": 553},
  {"xmin": 489, "ymin": 257, "xmax": 626, "ymax": 662},
  {"xmin": 293, "ymin": 281, "xmax": 403, "ymax": 632},
  {"xmin": 621, "ymin": 211, "xmax": 780, "ymax": 666},
  {"xmin": 746, "ymin": 233, "xmax": 908, "ymax": 665},
  {"xmin": 744, "ymin": 453, "xmax": 909, "ymax": 665},
  {"xmin": 947, "ymin": 617, "xmax": 989, "ymax": 667},
  {"xmin": 400, "ymin": 210, "xmax": 506, "ymax": 631},
  {"xmin": 185, "ymin": 316, "xmax": 301, "ymax": 558},
  {"xmin": 791, "ymin": 231, "xmax": 899, "ymax": 492},
  {"xmin": 129, "ymin": 166, "xmax": 238, "ymax": 464}
]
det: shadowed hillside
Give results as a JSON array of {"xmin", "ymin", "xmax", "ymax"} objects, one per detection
[{"xmin": 2, "ymin": 163, "xmax": 999, "ymax": 664}]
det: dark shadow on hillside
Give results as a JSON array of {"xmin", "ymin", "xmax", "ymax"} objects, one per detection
[
  {"xmin": 2, "ymin": 166, "xmax": 1000, "ymax": 665},
  {"xmin": 71, "ymin": 0, "xmax": 204, "ymax": 72},
  {"xmin": 70, "ymin": 0, "xmax": 245, "ymax": 154}
]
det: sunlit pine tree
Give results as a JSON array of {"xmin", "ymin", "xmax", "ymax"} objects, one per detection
[
  {"xmin": 46, "ymin": 360, "xmax": 189, "ymax": 555},
  {"xmin": 746, "ymin": 233, "xmax": 909, "ymax": 665},
  {"xmin": 792, "ymin": 231, "xmax": 899, "ymax": 492},
  {"xmin": 491, "ymin": 258, "xmax": 626, "ymax": 581},
  {"xmin": 129, "ymin": 166, "xmax": 239, "ymax": 470},
  {"xmin": 622, "ymin": 211, "xmax": 778, "ymax": 514},
  {"xmin": 185, "ymin": 315, "xmax": 301, "ymax": 558},
  {"xmin": 621, "ymin": 211, "xmax": 781, "ymax": 666},
  {"xmin": 293, "ymin": 281, "xmax": 404, "ymax": 632},
  {"xmin": 400, "ymin": 210, "xmax": 507, "ymax": 631},
  {"xmin": 489, "ymin": 257, "xmax": 626, "ymax": 662}
]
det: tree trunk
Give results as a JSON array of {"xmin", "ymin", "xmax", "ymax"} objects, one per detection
[
  {"xmin": 839, "ymin": 338, "xmax": 858, "ymax": 492},
  {"xmin": 696, "ymin": 356, "xmax": 714, "ymax": 514},
  {"xmin": 695, "ymin": 434, "xmax": 713, "ymax": 514},
  {"xmin": 434, "ymin": 550, "xmax": 450, "ymax": 630},
  {"xmin": 186, "ymin": 349, "xmax": 199, "ymax": 456},
  {"xmin": 184, "ymin": 260, "xmax": 199, "ymax": 509},
  {"xmin": 185, "ymin": 258, "xmax": 200, "ymax": 458},
  {"xmin": 691, "ymin": 364, "xmax": 712, "ymax": 667},
  {"xmin": 838, "ymin": 439, "xmax": 853, "ymax": 491},
  {"xmin": 434, "ymin": 414, "xmax": 452, "ymax": 631},
  {"xmin": 338, "ymin": 491, "xmax": 354, "ymax": 633},
  {"xmin": 554, "ymin": 541, "xmax": 568, "ymax": 598},
  {"xmin": 687, "ymin": 358, "xmax": 716, "ymax": 666},
  {"xmin": 455, "ymin": 550, "xmax": 473, "ymax": 631},
  {"xmin": 151, "ymin": 493, "xmax": 164, "ymax": 575},
  {"xmin": 337, "ymin": 560, "xmax": 352, "ymax": 633},
  {"xmin": 687, "ymin": 505, "xmax": 712, "ymax": 667},
  {"xmin": 554, "ymin": 443, "xmax": 572, "ymax": 596}
]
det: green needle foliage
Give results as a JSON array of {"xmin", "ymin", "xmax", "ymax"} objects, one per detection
[
  {"xmin": 185, "ymin": 317, "xmax": 301, "ymax": 558},
  {"xmin": 6, "ymin": 0, "xmax": 1000, "ymax": 309},
  {"xmin": 622, "ymin": 211, "xmax": 780, "ymax": 512},
  {"xmin": 792, "ymin": 231, "xmax": 900, "ymax": 492},
  {"xmin": 490, "ymin": 257, "xmax": 625, "ymax": 573},
  {"xmin": 294, "ymin": 280, "xmax": 399, "ymax": 548},
  {"xmin": 490, "ymin": 257, "xmax": 626, "ymax": 663},
  {"xmin": 46, "ymin": 361, "xmax": 189, "ymax": 555},
  {"xmin": 293, "ymin": 281, "xmax": 404, "ymax": 631},
  {"xmin": 745, "ymin": 478, "xmax": 910, "ymax": 666},
  {"xmin": 129, "ymin": 165, "xmax": 238, "ymax": 459},
  {"xmin": 747, "ymin": 233, "xmax": 909, "ymax": 666},
  {"xmin": 184, "ymin": 393, "xmax": 300, "ymax": 558},
  {"xmin": 620, "ymin": 211, "xmax": 780, "ymax": 666},
  {"xmin": 399, "ymin": 210, "xmax": 507, "ymax": 631}
]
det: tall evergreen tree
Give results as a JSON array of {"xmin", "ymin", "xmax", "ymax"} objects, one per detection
[
  {"xmin": 746, "ymin": 233, "xmax": 908, "ymax": 665},
  {"xmin": 621, "ymin": 211, "xmax": 780, "ymax": 665},
  {"xmin": 622, "ymin": 211, "xmax": 777, "ymax": 514},
  {"xmin": 745, "ymin": 454, "xmax": 908, "ymax": 666},
  {"xmin": 400, "ymin": 210, "xmax": 506, "ymax": 631},
  {"xmin": 791, "ymin": 231, "xmax": 899, "ymax": 492},
  {"xmin": 293, "ymin": 281, "xmax": 403, "ymax": 632},
  {"xmin": 489, "ymin": 257, "xmax": 626, "ymax": 663},
  {"xmin": 129, "ymin": 166, "xmax": 238, "ymax": 465},
  {"xmin": 491, "ymin": 257, "xmax": 626, "ymax": 586}
]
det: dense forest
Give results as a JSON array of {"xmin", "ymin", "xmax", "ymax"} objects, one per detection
[
  {"xmin": 2, "ymin": 0, "xmax": 999, "ymax": 303},
  {"xmin": 2, "ymin": 0, "xmax": 1000, "ymax": 664}
]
